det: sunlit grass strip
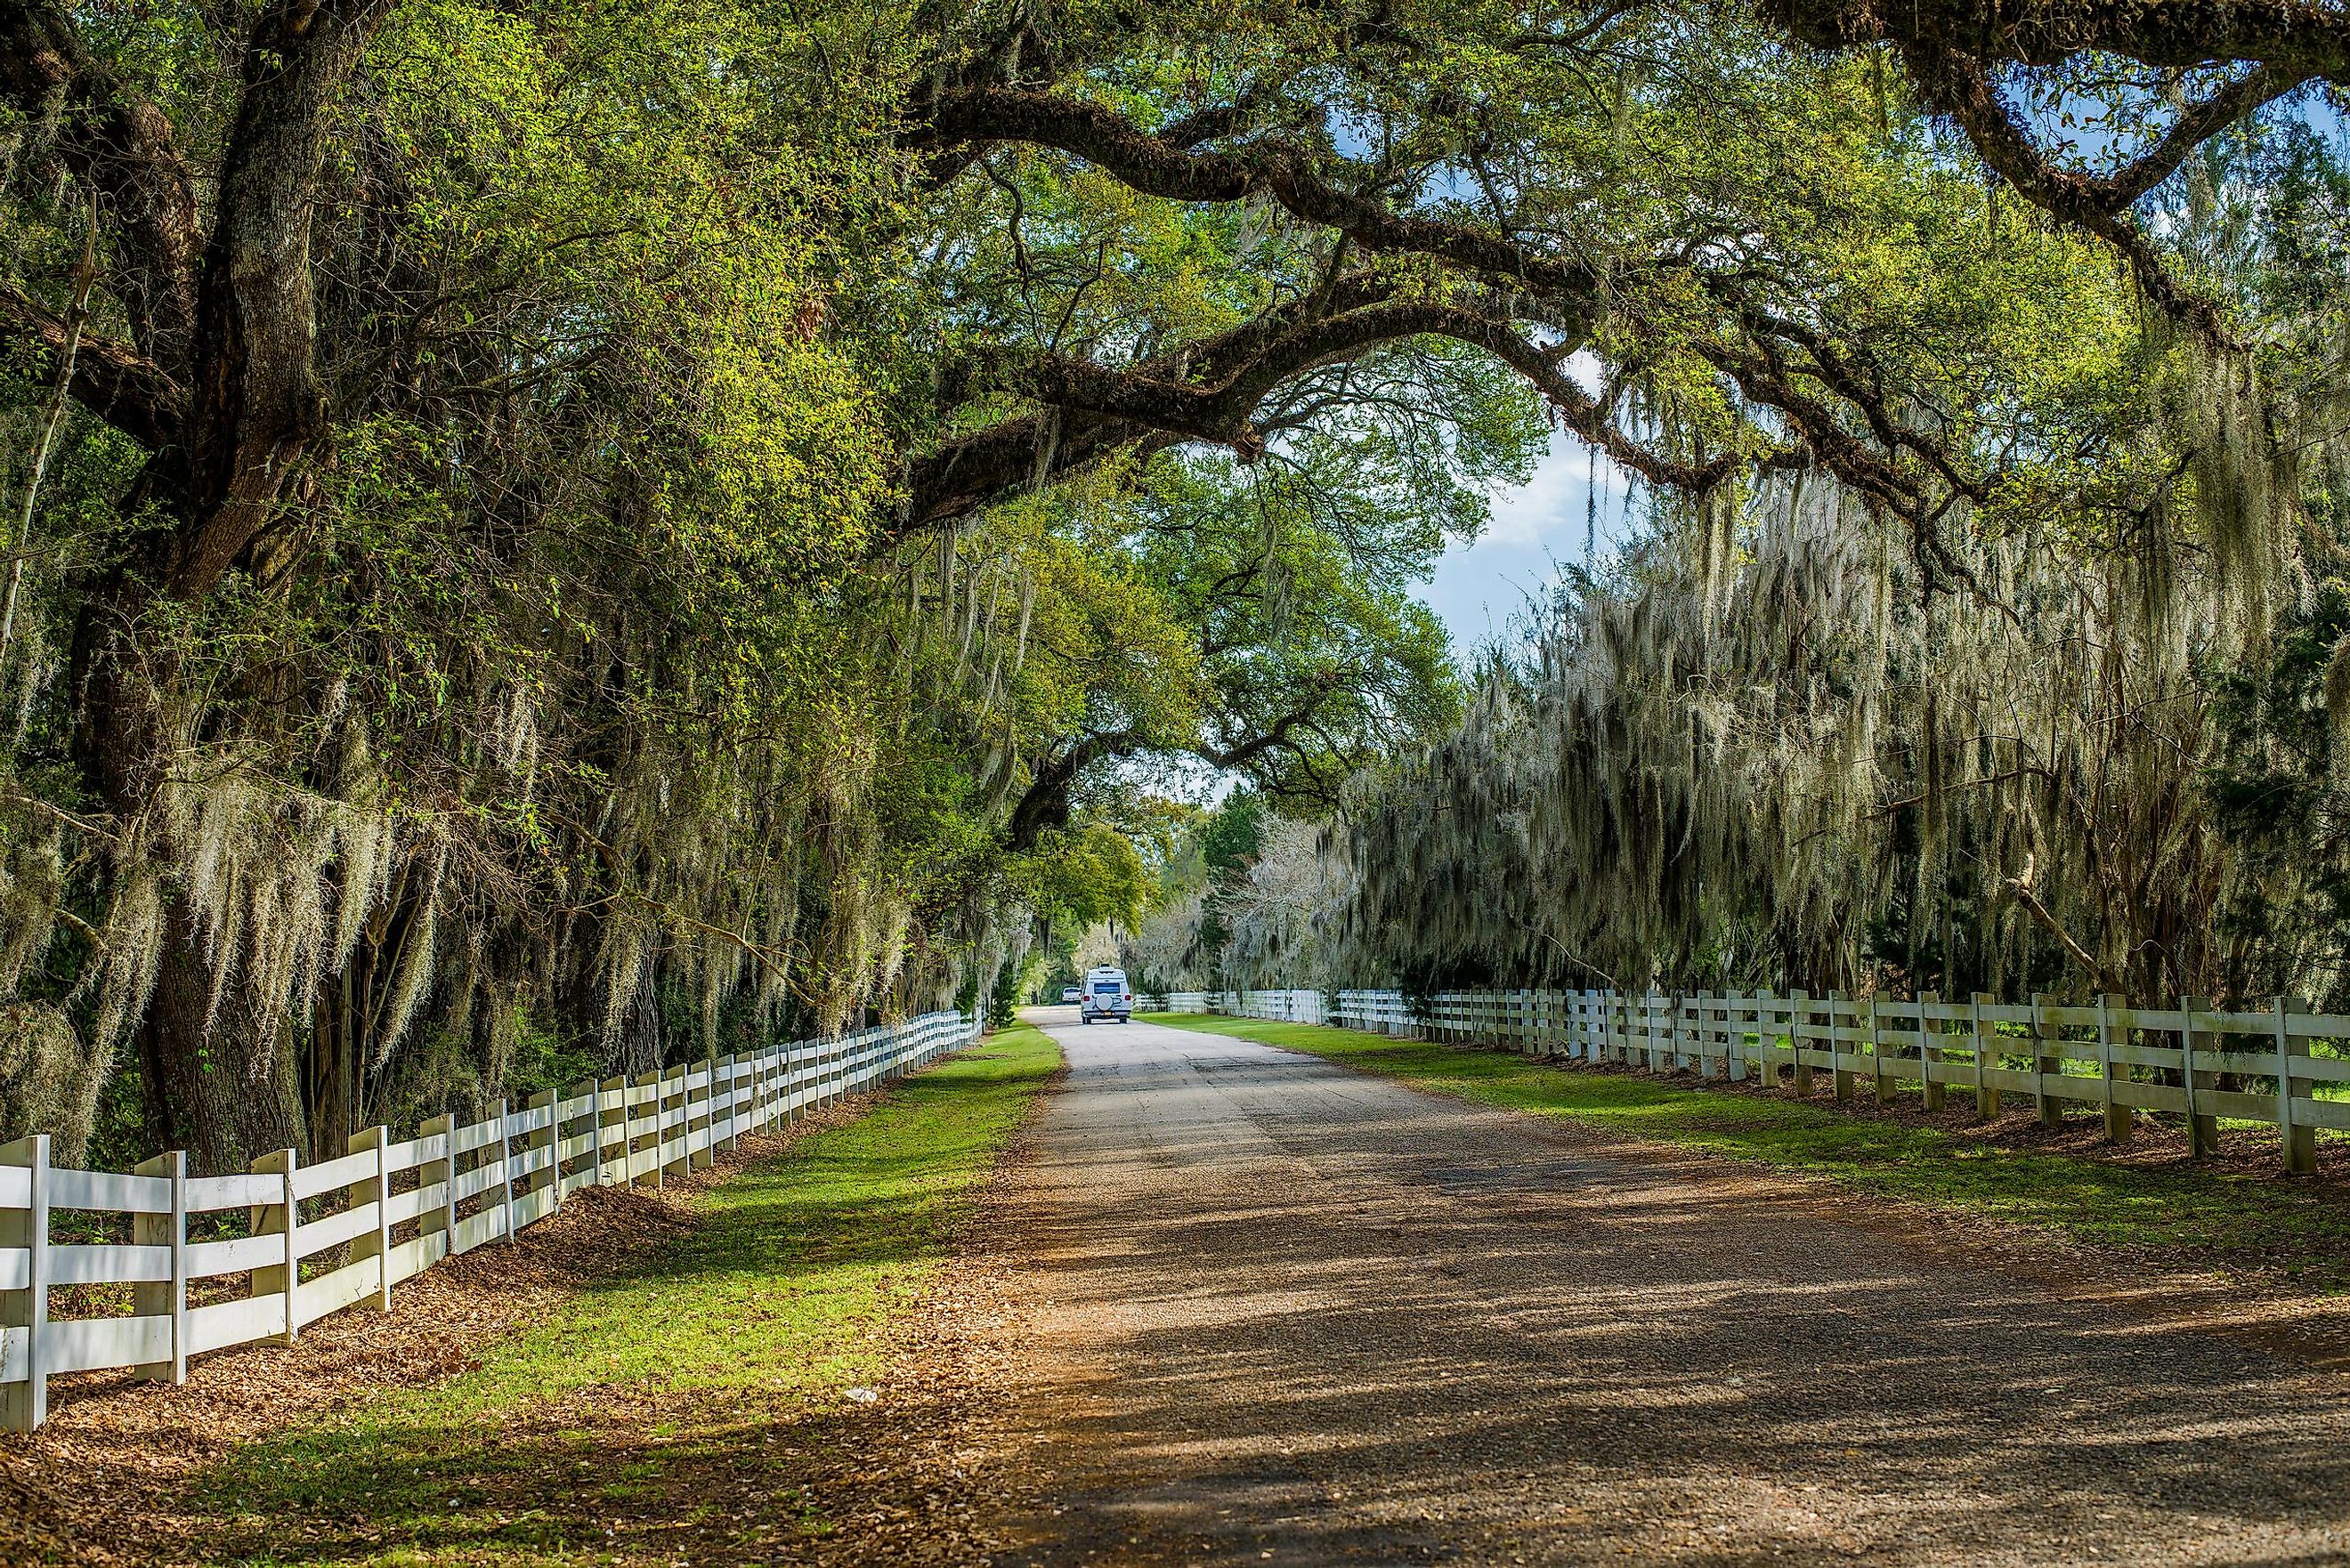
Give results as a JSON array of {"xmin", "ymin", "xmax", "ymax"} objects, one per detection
[
  {"xmin": 196, "ymin": 1024, "xmax": 1062, "ymax": 1564},
  {"xmin": 1143, "ymin": 1013, "xmax": 2350, "ymax": 1285}
]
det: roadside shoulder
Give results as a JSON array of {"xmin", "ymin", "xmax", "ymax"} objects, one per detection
[{"xmin": 1, "ymin": 1027, "xmax": 1063, "ymax": 1568}]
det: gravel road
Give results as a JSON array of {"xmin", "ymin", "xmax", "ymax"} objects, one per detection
[{"xmin": 983, "ymin": 1014, "xmax": 2350, "ymax": 1566}]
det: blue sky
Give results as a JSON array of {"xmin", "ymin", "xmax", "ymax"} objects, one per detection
[{"xmin": 1421, "ymin": 428, "xmax": 1635, "ymax": 657}]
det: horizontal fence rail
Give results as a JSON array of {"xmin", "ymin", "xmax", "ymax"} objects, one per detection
[
  {"xmin": 1137, "ymin": 990, "xmax": 1321, "ymax": 1022},
  {"xmin": 0, "ymin": 1009, "xmax": 978, "ymax": 1432},
  {"xmin": 1168, "ymin": 988, "xmax": 2350, "ymax": 1177}
]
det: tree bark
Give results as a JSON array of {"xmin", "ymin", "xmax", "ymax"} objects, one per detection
[
  {"xmin": 1763, "ymin": 0, "xmax": 2350, "ymax": 77},
  {"xmin": 1004, "ymin": 731, "xmax": 1143, "ymax": 852},
  {"xmin": 137, "ymin": 904, "xmax": 308, "ymax": 1175},
  {"xmin": 0, "ymin": 0, "xmax": 400, "ymax": 1170}
]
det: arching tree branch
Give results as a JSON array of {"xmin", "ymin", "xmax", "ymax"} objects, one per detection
[
  {"xmin": 1766, "ymin": 0, "xmax": 2350, "ymax": 79},
  {"xmin": 0, "ymin": 281, "xmax": 185, "ymax": 449},
  {"xmin": 1004, "ymin": 728, "xmax": 1145, "ymax": 852},
  {"xmin": 1897, "ymin": 43, "xmax": 2294, "ymax": 341},
  {"xmin": 2102, "ymin": 66, "xmax": 2307, "ymax": 206},
  {"xmin": 905, "ymin": 88, "xmax": 1612, "ymax": 305},
  {"xmin": 901, "ymin": 290, "xmax": 1754, "ymax": 536}
]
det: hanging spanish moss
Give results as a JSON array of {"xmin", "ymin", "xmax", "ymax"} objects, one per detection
[{"xmin": 1333, "ymin": 461, "xmax": 2350, "ymax": 1009}]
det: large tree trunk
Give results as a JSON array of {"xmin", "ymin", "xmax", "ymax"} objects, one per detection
[
  {"xmin": 75, "ymin": 630, "xmax": 312, "ymax": 1171},
  {"xmin": 17, "ymin": 0, "xmax": 395, "ymax": 1169},
  {"xmin": 306, "ymin": 958, "xmax": 362, "ymax": 1167},
  {"xmin": 139, "ymin": 913, "xmax": 307, "ymax": 1174}
]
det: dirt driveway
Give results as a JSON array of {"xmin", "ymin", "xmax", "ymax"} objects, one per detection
[{"xmin": 982, "ymin": 1016, "xmax": 2350, "ymax": 1566}]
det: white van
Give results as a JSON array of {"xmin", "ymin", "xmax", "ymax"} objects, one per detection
[{"xmin": 1081, "ymin": 966, "xmax": 1133, "ymax": 1023}]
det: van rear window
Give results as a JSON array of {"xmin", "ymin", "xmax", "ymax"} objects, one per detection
[{"xmin": 1092, "ymin": 981, "xmax": 1122, "ymax": 994}]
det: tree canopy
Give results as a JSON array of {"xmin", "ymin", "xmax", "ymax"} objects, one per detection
[{"xmin": 0, "ymin": 0, "xmax": 2340, "ymax": 1168}]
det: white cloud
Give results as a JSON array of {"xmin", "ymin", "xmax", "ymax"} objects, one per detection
[
  {"xmin": 1473, "ymin": 352, "xmax": 1632, "ymax": 547},
  {"xmin": 1420, "ymin": 408, "xmax": 1643, "ymax": 652},
  {"xmin": 1482, "ymin": 432, "xmax": 1632, "ymax": 548}
]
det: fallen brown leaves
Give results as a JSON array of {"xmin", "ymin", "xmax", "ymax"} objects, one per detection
[
  {"xmin": 0, "ymin": 1072, "xmax": 1074, "ymax": 1568},
  {"xmin": 184, "ymin": 1080, "xmax": 1068, "ymax": 1568},
  {"xmin": 637, "ymin": 1058, "xmax": 1066, "ymax": 1567},
  {"xmin": 0, "ymin": 1112, "xmax": 866, "ymax": 1568}
]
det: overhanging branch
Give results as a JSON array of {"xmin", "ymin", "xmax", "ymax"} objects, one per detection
[
  {"xmin": 906, "ymin": 88, "xmax": 1613, "ymax": 307},
  {"xmin": 1899, "ymin": 42, "xmax": 2277, "ymax": 342},
  {"xmin": 0, "ymin": 281, "xmax": 185, "ymax": 449},
  {"xmin": 1766, "ymin": 0, "xmax": 2350, "ymax": 79}
]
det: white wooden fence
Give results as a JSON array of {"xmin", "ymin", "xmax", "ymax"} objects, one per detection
[
  {"xmin": 0, "ymin": 1009, "xmax": 977, "ymax": 1432},
  {"xmin": 1138, "ymin": 990, "xmax": 1322, "ymax": 1022},
  {"xmin": 1223, "ymin": 989, "xmax": 1325, "ymax": 1023},
  {"xmin": 1298, "ymin": 988, "xmax": 2350, "ymax": 1176},
  {"xmin": 1136, "ymin": 991, "xmax": 1207, "ymax": 1013}
]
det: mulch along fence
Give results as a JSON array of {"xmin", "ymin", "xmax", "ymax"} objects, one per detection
[
  {"xmin": 0, "ymin": 1009, "xmax": 978, "ymax": 1432},
  {"xmin": 1148, "ymin": 987, "xmax": 2350, "ymax": 1176}
]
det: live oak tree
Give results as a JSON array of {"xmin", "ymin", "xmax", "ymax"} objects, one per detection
[
  {"xmin": 0, "ymin": 0, "xmax": 1523, "ymax": 1167},
  {"xmin": 0, "ymin": 0, "xmax": 921, "ymax": 1167},
  {"xmin": 880, "ymin": 5, "xmax": 2350, "ymax": 1006},
  {"xmin": 1320, "ymin": 82, "xmax": 2350, "ymax": 1004}
]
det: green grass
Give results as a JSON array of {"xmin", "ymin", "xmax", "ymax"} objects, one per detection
[
  {"xmin": 195, "ymin": 1025, "xmax": 1062, "ymax": 1565},
  {"xmin": 1141, "ymin": 1013, "xmax": 2350, "ymax": 1283}
]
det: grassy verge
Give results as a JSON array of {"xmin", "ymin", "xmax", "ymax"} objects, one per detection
[
  {"xmin": 197, "ymin": 1023, "xmax": 1062, "ymax": 1565},
  {"xmin": 1141, "ymin": 1013, "xmax": 2350, "ymax": 1288}
]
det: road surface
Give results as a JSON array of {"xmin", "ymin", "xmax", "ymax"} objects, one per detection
[{"xmin": 985, "ymin": 1012, "xmax": 2350, "ymax": 1565}]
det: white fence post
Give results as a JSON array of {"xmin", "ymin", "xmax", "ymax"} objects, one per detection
[
  {"xmin": 523, "ymin": 1089, "xmax": 555, "ymax": 1223},
  {"xmin": 1919, "ymin": 992, "xmax": 1941, "ymax": 1111},
  {"xmin": 2280, "ymin": 996, "xmax": 2315, "ymax": 1176},
  {"xmin": 0, "ymin": 1133, "xmax": 49, "ymax": 1431},
  {"xmin": 1868, "ymin": 995, "xmax": 1892, "ymax": 1102},
  {"xmin": 250, "ymin": 1147, "xmax": 299, "ymax": 1344},
  {"xmin": 1789, "ymin": 989, "xmax": 1814, "ymax": 1095},
  {"xmin": 693, "ymin": 1057, "xmax": 717, "ymax": 1171},
  {"xmin": 2095, "ymin": 996, "xmax": 2126, "ymax": 1143},
  {"xmin": 599, "ymin": 1075, "xmax": 627, "ymax": 1184},
  {"xmin": 585, "ymin": 1077, "xmax": 606, "ymax": 1184},
  {"xmin": 492, "ymin": 1098, "xmax": 515, "ymax": 1243},
  {"xmin": 347, "ymin": 1125, "xmax": 393, "ymax": 1307},
  {"xmin": 2182, "ymin": 996, "xmax": 2214, "ymax": 1156},
  {"xmin": 1827, "ymin": 990, "xmax": 1852, "ymax": 1101},
  {"xmin": 1970, "ymin": 992, "xmax": 1994, "ymax": 1119},
  {"xmin": 133, "ymin": 1148, "xmax": 188, "ymax": 1382},
  {"xmin": 2030, "ymin": 992, "xmax": 2059, "ymax": 1128},
  {"xmin": 1727, "ymin": 990, "xmax": 1748, "ymax": 1081},
  {"xmin": 419, "ymin": 1112, "xmax": 457, "ymax": 1259},
  {"xmin": 720, "ymin": 1054, "xmax": 741, "ymax": 1151},
  {"xmin": 631, "ymin": 1068, "xmax": 660, "ymax": 1188}
]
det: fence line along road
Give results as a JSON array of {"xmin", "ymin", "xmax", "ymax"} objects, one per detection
[
  {"xmin": 0, "ymin": 1009, "xmax": 978, "ymax": 1433},
  {"xmin": 1139, "ymin": 986, "xmax": 2350, "ymax": 1177},
  {"xmin": 1144, "ymin": 990, "xmax": 1324, "ymax": 1024}
]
